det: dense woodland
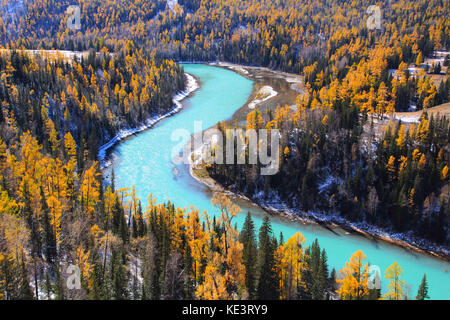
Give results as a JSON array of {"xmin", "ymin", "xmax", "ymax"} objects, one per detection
[
  {"xmin": 208, "ymin": 106, "xmax": 449, "ymax": 244},
  {"xmin": 1, "ymin": 0, "xmax": 449, "ymax": 108},
  {"xmin": 0, "ymin": 46, "xmax": 185, "ymax": 157},
  {"xmin": 0, "ymin": 0, "xmax": 447, "ymax": 300}
]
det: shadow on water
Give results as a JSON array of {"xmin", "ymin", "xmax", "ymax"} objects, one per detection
[{"xmin": 315, "ymin": 220, "xmax": 341, "ymax": 236}]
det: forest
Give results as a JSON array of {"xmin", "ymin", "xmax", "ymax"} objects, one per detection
[
  {"xmin": 208, "ymin": 105, "xmax": 449, "ymax": 244},
  {"xmin": 0, "ymin": 45, "xmax": 185, "ymax": 161},
  {"xmin": 0, "ymin": 0, "xmax": 448, "ymax": 300}
]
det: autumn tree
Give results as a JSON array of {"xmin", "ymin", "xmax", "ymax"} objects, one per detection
[
  {"xmin": 337, "ymin": 250, "xmax": 369, "ymax": 300},
  {"xmin": 383, "ymin": 262, "xmax": 405, "ymax": 300}
]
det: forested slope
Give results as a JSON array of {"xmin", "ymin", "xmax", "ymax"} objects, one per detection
[{"xmin": 0, "ymin": 0, "xmax": 447, "ymax": 300}]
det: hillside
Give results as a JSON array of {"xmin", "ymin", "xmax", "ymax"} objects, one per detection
[{"xmin": 0, "ymin": 0, "xmax": 448, "ymax": 302}]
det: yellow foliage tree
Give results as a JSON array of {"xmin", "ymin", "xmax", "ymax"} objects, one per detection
[
  {"xmin": 441, "ymin": 165, "xmax": 448, "ymax": 181},
  {"xmin": 276, "ymin": 232, "xmax": 306, "ymax": 300},
  {"xmin": 337, "ymin": 250, "xmax": 370, "ymax": 300},
  {"xmin": 383, "ymin": 262, "xmax": 405, "ymax": 300},
  {"xmin": 79, "ymin": 163, "xmax": 101, "ymax": 219}
]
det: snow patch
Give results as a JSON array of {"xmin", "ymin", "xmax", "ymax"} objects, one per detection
[
  {"xmin": 250, "ymin": 194, "xmax": 449, "ymax": 257},
  {"xmin": 248, "ymin": 86, "xmax": 278, "ymax": 109},
  {"xmin": 392, "ymin": 114, "xmax": 421, "ymax": 123}
]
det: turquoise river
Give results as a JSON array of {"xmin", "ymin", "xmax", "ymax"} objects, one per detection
[{"xmin": 106, "ymin": 64, "xmax": 450, "ymax": 299}]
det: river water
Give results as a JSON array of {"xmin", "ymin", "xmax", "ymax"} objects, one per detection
[{"xmin": 105, "ymin": 64, "xmax": 450, "ymax": 299}]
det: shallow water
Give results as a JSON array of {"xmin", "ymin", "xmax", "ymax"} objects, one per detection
[{"xmin": 106, "ymin": 64, "xmax": 450, "ymax": 299}]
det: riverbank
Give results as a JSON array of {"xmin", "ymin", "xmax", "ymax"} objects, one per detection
[
  {"xmin": 190, "ymin": 160, "xmax": 450, "ymax": 262},
  {"xmin": 187, "ymin": 63, "xmax": 450, "ymax": 263},
  {"xmin": 206, "ymin": 61, "xmax": 303, "ymax": 129},
  {"xmin": 210, "ymin": 61, "xmax": 304, "ymax": 94},
  {"xmin": 98, "ymin": 73, "xmax": 199, "ymax": 168}
]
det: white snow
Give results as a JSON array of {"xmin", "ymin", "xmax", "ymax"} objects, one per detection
[
  {"xmin": 318, "ymin": 175, "xmax": 340, "ymax": 194},
  {"xmin": 391, "ymin": 114, "xmax": 421, "ymax": 123},
  {"xmin": 248, "ymin": 86, "xmax": 278, "ymax": 109},
  {"xmin": 250, "ymin": 194, "xmax": 449, "ymax": 256}
]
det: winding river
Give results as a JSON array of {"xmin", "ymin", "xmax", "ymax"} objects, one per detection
[{"xmin": 105, "ymin": 64, "xmax": 450, "ymax": 299}]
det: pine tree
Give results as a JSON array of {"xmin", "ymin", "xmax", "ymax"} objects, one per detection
[
  {"xmin": 329, "ymin": 268, "xmax": 337, "ymax": 293},
  {"xmin": 44, "ymin": 271, "xmax": 53, "ymax": 300},
  {"xmin": 183, "ymin": 241, "xmax": 194, "ymax": 300},
  {"xmin": 416, "ymin": 274, "xmax": 430, "ymax": 300},
  {"xmin": 298, "ymin": 246, "xmax": 312, "ymax": 300},
  {"xmin": 110, "ymin": 168, "xmax": 116, "ymax": 192},
  {"xmin": 318, "ymin": 249, "xmax": 329, "ymax": 299},
  {"xmin": 54, "ymin": 264, "xmax": 65, "ymax": 300},
  {"xmin": 239, "ymin": 212, "xmax": 257, "ymax": 299},
  {"xmin": 40, "ymin": 188, "xmax": 56, "ymax": 263},
  {"xmin": 89, "ymin": 260, "xmax": 105, "ymax": 300},
  {"xmin": 256, "ymin": 216, "xmax": 278, "ymax": 300},
  {"xmin": 19, "ymin": 259, "xmax": 34, "ymax": 300},
  {"xmin": 111, "ymin": 248, "xmax": 128, "ymax": 300}
]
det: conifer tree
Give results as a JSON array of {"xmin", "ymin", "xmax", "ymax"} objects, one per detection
[
  {"xmin": 416, "ymin": 274, "xmax": 430, "ymax": 300},
  {"xmin": 239, "ymin": 212, "xmax": 257, "ymax": 299},
  {"xmin": 256, "ymin": 216, "xmax": 278, "ymax": 300},
  {"xmin": 183, "ymin": 241, "xmax": 194, "ymax": 300},
  {"xmin": 111, "ymin": 248, "xmax": 128, "ymax": 300}
]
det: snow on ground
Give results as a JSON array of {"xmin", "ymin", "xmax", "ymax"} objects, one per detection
[
  {"xmin": 98, "ymin": 73, "xmax": 199, "ymax": 167},
  {"xmin": 391, "ymin": 102, "xmax": 450, "ymax": 124},
  {"xmin": 250, "ymin": 193, "xmax": 449, "ymax": 256},
  {"xmin": 434, "ymin": 51, "xmax": 450, "ymax": 56},
  {"xmin": 248, "ymin": 86, "xmax": 278, "ymax": 109},
  {"xmin": 318, "ymin": 175, "xmax": 340, "ymax": 194},
  {"xmin": 391, "ymin": 113, "xmax": 421, "ymax": 123},
  {"xmin": 0, "ymin": 49, "xmax": 89, "ymax": 61},
  {"xmin": 388, "ymin": 51, "xmax": 449, "ymax": 82},
  {"xmin": 167, "ymin": 0, "xmax": 178, "ymax": 10},
  {"xmin": 284, "ymin": 75, "xmax": 304, "ymax": 93}
]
